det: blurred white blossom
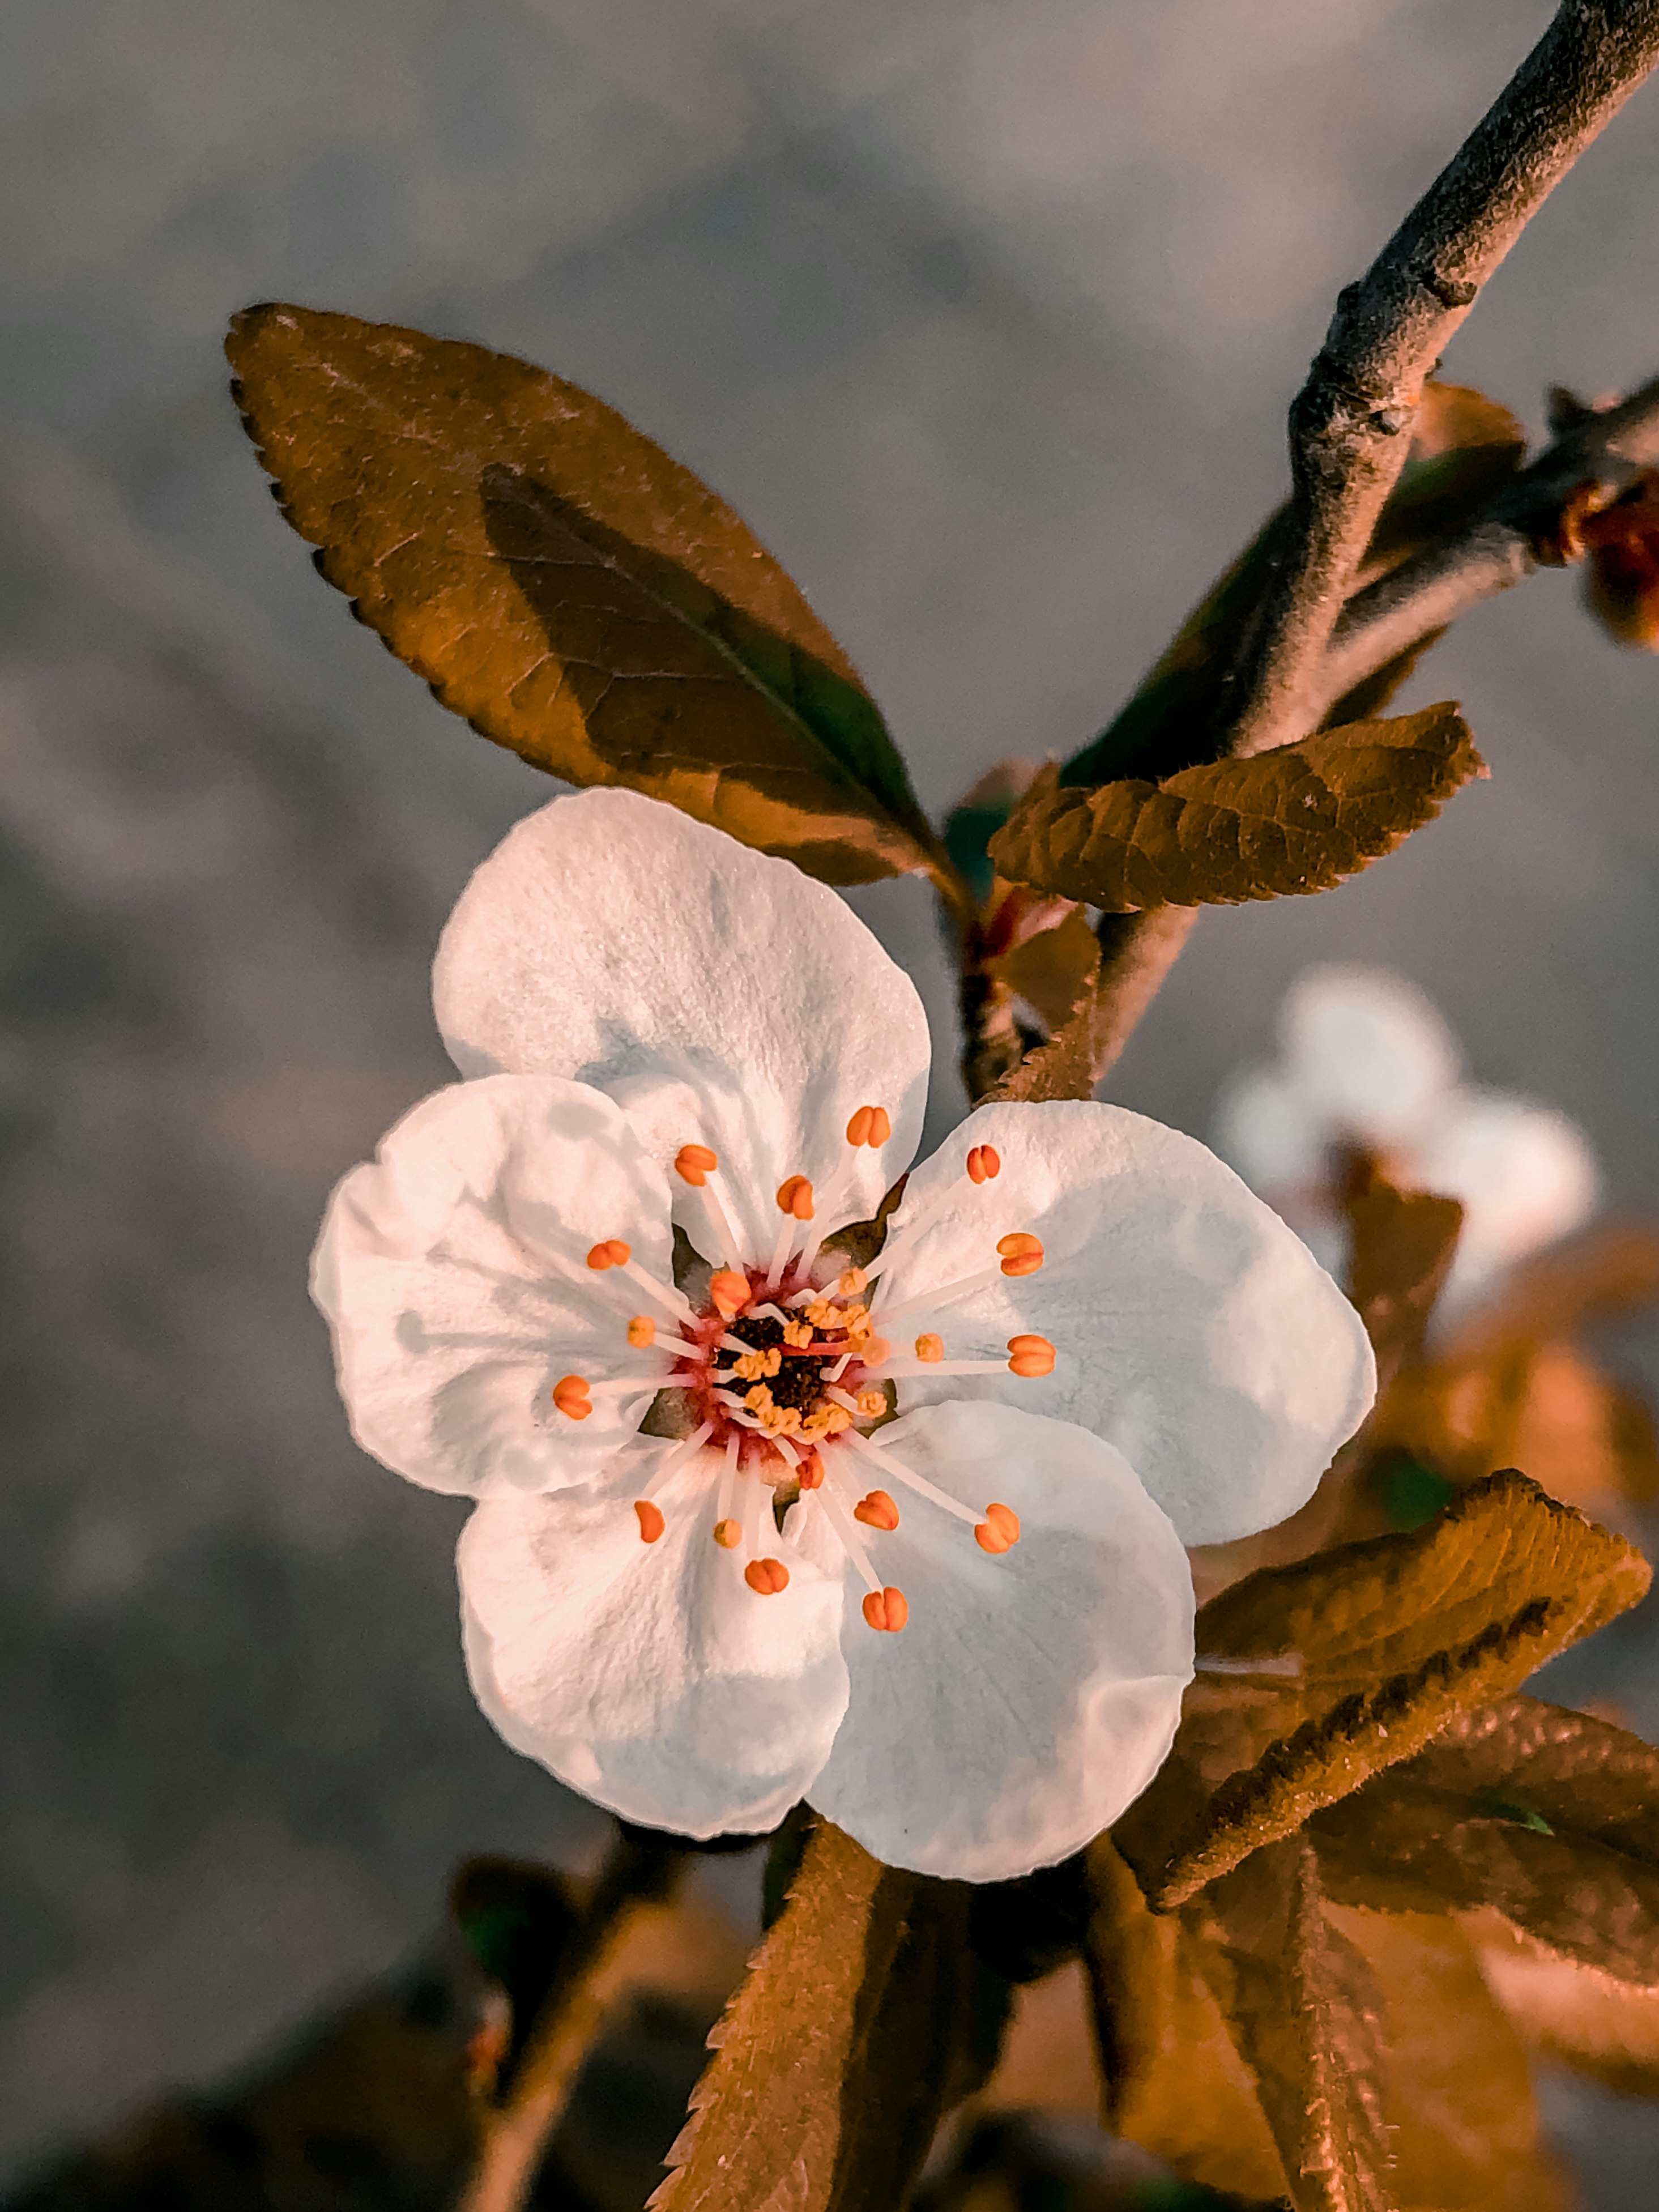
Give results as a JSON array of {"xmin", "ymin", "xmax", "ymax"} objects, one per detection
[{"xmin": 1213, "ymin": 964, "xmax": 1601, "ymax": 1312}]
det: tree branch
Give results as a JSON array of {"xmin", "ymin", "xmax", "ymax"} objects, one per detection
[
  {"xmin": 1313, "ymin": 371, "xmax": 1659, "ymax": 719},
  {"xmin": 988, "ymin": 3, "xmax": 1659, "ymax": 1107},
  {"xmin": 1223, "ymin": 0, "xmax": 1659, "ymax": 761}
]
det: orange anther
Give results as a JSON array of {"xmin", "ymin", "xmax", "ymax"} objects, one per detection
[
  {"xmin": 856, "ymin": 1390, "xmax": 887, "ymax": 1417},
  {"xmin": 776, "ymin": 1174, "xmax": 815, "ymax": 1221},
  {"xmin": 860, "ymin": 1337, "xmax": 891, "ymax": 1368},
  {"xmin": 627, "ymin": 1315, "xmax": 656, "ymax": 1349},
  {"xmin": 745, "ymin": 1557, "xmax": 791, "ymax": 1596},
  {"xmin": 713, "ymin": 1518, "xmax": 742, "ymax": 1549},
  {"xmin": 634, "ymin": 1499, "xmax": 666, "ymax": 1544},
  {"xmin": 1007, "ymin": 1333, "xmax": 1056, "ymax": 1378},
  {"xmin": 914, "ymin": 1332, "xmax": 944, "ymax": 1363},
  {"xmin": 797, "ymin": 1451, "xmax": 825, "ymax": 1491},
  {"xmin": 862, "ymin": 1586, "xmax": 909, "ymax": 1633},
  {"xmin": 552, "ymin": 1375, "xmax": 592, "ymax": 1420},
  {"xmin": 710, "ymin": 1269, "xmax": 750, "ymax": 1318},
  {"xmin": 586, "ymin": 1238, "xmax": 632, "ymax": 1271},
  {"xmin": 997, "ymin": 1231, "xmax": 1044, "ymax": 1277},
  {"xmin": 966, "ymin": 1144, "xmax": 1002, "ymax": 1184},
  {"xmin": 975, "ymin": 1501, "xmax": 1021, "ymax": 1554},
  {"xmin": 845, "ymin": 1104, "xmax": 891, "ymax": 1148},
  {"xmin": 854, "ymin": 1488, "xmax": 900, "ymax": 1531},
  {"xmin": 675, "ymin": 1143, "xmax": 718, "ymax": 1186}
]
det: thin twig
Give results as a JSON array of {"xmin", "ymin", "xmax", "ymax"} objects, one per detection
[
  {"xmin": 1313, "ymin": 372, "xmax": 1659, "ymax": 719},
  {"xmin": 981, "ymin": 907, "xmax": 1197, "ymax": 1106},
  {"xmin": 459, "ymin": 1830, "xmax": 687, "ymax": 2212},
  {"xmin": 985, "ymin": 3, "xmax": 1659, "ymax": 1107},
  {"xmin": 1223, "ymin": 0, "xmax": 1659, "ymax": 762}
]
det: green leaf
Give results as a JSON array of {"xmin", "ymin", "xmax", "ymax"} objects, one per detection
[
  {"xmin": 989, "ymin": 706, "xmax": 1486, "ymax": 913},
  {"xmin": 1112, "ymin": 1472, "xmax": 1651, "ymax": 1910},
  {"xmin": 652, "ymin": 1819, "xmax": 997, "ymax": 2212},
  {"xmin": 226, "ymin": 304, "xmax": 962, "ymax": 901},
  {"xmin": 1370, "ymin": 1451, "xmax": 1459, "ymax": 1533},
  {"xmin": 450, "ymin": 1856, "xmax": 582, "ymax": 2088}
]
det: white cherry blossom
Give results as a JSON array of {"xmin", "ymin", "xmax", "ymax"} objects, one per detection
[
  {"xmin": 1213, "ymin": 964, "xmax": 1600, "ymax": 1314},
  {"xmin": 313, "ymin": 790, "xmax": 1374, "ymax": 1880}
]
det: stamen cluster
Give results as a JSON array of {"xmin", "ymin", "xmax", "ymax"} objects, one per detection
[{"xmin": 546, "ymin": 1110, "xmax": 1055, "ymax": 1633}]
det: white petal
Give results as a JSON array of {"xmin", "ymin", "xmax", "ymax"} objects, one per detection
[
  {"xmin": 432, "ymin": 790, "xmax": 932, "ymax": 1256},
  {"xmin": 312, "ymin": 1076, "xmax": 678, "ymax": 1497},
  {"xmin": 875, "ymin": 1101, "xmax": 1375, "ymax": 1546},
  {"xmin": 459, "ymin": 1446, "xmax": 849, "ymax": 1838},
  {"xmin": 1414, "ymin": 1088, "xmax": 1601, "ymax": 1310},
  {"xmin": 1210, "ymin": 1064, "xmax": 1329, "ymax": 1195},
  {"xmin": 1279, "ymin": 964, "xmax": 1460, "ymax": 1146},
  {"xmin": 805, "ymin": 1403, "xmax": 1192, "ymax": 1881}
]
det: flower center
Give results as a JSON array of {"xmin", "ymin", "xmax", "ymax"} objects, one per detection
[
  {"xmin": 686, "ymin": 1271, "xmax": 888, "ymax": 1460},
  {"xmin": 550, "ymin": 1112, "xmax": 1057, "ymax": 1631}
]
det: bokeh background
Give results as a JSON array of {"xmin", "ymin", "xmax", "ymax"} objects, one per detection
[{"xmin": 6, "ymin": 0, "xmax": 1659, "ymax": 2197}]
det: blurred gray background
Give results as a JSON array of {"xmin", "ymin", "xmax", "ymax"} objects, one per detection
[{"xmin": 5, "ymin": 0, "xmax": 1659, "ymax": 2196}]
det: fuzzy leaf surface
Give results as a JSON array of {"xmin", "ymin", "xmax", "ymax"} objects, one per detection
[
  {"xmin": 1479, "ymin": 1923, "xmax": 1659, "ymax": 2096},
  {"xmin": 1327, "ymin": 1907, "xmax": 1573, "ymax": 2212},
  {"xmin": 651, "ymin": 1820, "xmax": 988, "ymax": 2212},
  {"xmin": 1313, "ymin": 1697, "xmax": 1659, "ymax": 1985},
  {"xmin": 1081, "ymin": 1838, "xmax": 1291, "ymax": 2202},
  {"xmin": 1086, "ymin": 1839, "xmax": 1571, "ymax": 2212},
  {"xmin": 1113, "ymin": 1473, "xmax": 1650, "ymax": 1909},
  {"xmin": 227, "ymin": 304, "xmax": 953, "ymax": 894},
  {"xmin": 990, "ymin": 706, "xmax": 1485, "ymax": 913},
  {"xmin": 1196, "ymin": 1839, "xmax": 1392, "ymax": 2212}
]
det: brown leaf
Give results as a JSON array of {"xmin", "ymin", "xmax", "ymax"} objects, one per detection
[
  {"xmin": 1442, "ymin": 1218, "xmax": 1659, "ymax": 1359},
  {"xmin": 1371, "ymin": 1337, "xmax": 1659, "ymax": 1511},
  {"xmin": 1328, "ymin": 1908, "xmax": 1574, "ymax": 2212},
  {"xmin": 1195, "ymin": 1839, "xmax": 1391, "ymax": 2212},
  {"xmin": 226, "ymin": 304, "xmax": 957, "ymax": 898},
  {"xmin": 1087, "ymin": 1836, "xmax": 1571, "ymax": 2212},
  {"xmin": 1313, "ymin": 1696, "xmax": 1659, "ymax": 1987},
  {"xmin": 974, "ymin": 1961, "xmax": 1104, "ymax": 2125},
  {"xmin": 989, "ymin": 706, "xmax": 1485, "ymax": 913},
  {"xmin": 1478, "ymin": 1919, "xmax": 1659, "ymax": 2096},
  {"xmin": 1081, "ymin": 1837, "xmax": 1291, "ymax": 2203},
  {"xmin": 1112, "ymin": 1472, "xmax": 1650, "ymax": 1910},
  {"xmin": 981, "ymin": 906, "xmax": 1198, "ymax": 1107},
  {"xmin": 1345, "ymin": 1180, "xmax": 1465, "ymax": 1392},
  {"xmin": 991, "ymin": 903, "xmax": 1103, "ymax": 1031},
  {"xmin": 651, "ymin": 1819, "xmax": 988, "ymax": 2212}
]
